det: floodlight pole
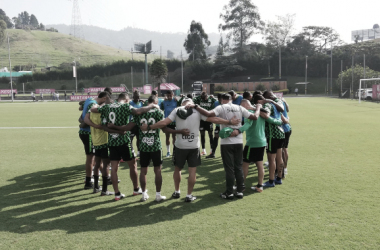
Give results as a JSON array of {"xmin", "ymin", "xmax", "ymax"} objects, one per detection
[
  {"xmin": 279, "ymin": 46, "xmax": 281, "ymax": 80},
  {"xmin": 340, "ymin": 60, "xmax": 343, "ymax": 97},
  {"xmin": 131, "ymin": 66, "xmax": 133, "ymax": 91},
  {"xmin": 305, "ymin": 55, "xmax": 308, "ymax": 85},
  {"xmin": 364, "ymin": 54, "xmax": 366, "ymax": 88},
  {"xmin": 145, "ymin": 53, "xmax": 148, "ymax": 85},
  {"xmin": 330, "ymin": 43, "xmax": 333, "ymax": 96},
  {"xmin": 327, "ymin": 64, "xmax": 329, "ymax": 96},
  {"xmin": 7, "ymin": 33, "xmax": 14, "ymax": 102},
  {"xmin": 181, "ymin": 50, "xmax": 183, "ymax": 94},
  {"xmin": 73, "ymin": 60, "xmax": 78, "ymax": 93}
]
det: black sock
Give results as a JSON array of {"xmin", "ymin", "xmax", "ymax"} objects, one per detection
[
  {"xmin": 269, "ymin": 179, "xmax": 274, "ymax": 184},
  {"xmin": 134, "ymin": 187, "xmax": 140, "ymax": 192},
  {"xmin": 257, "ymin": 184, "xmax": 263, "ymax": 188},
  {"xmin": 94, "ymin": 175, "xmax": 99, "ymax": 188},
  {"xmin": 276, "ymin": 176, "xmax": 282, "ymax": 181},
  {"xmin": 102, "ymin": 176, "xmax": 108, "ymax": 192},
  {"xmin": 85, "ymin": 176, "xmax": 92, "ymax": 185},
  {"xmin": 115, "ymin": 191, "xmax": 120, "ymax": 196}
]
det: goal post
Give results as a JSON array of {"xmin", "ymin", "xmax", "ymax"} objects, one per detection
[{"xmin": 358, "ymin": 78, "xmax": 380, "ymax": 103}]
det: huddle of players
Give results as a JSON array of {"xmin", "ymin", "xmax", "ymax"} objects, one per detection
[{"xmin": 78, "ymin": 87, "xmax": 291, "ymax": 201}]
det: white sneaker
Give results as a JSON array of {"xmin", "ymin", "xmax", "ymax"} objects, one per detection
[
  {"xmin": 133, "ymin": 187, "xmax": 144, "ymax": 196},
  {"xmin": 140, "ymin": 192, "xmax": 149, "ymax": 202},
  {"xmin": 251, "ymin": 186, "xmax": 263, "ymax": 193},
  {"xmin": 155, "ymin": 194, "xmax": 167, "ymax": 202}
]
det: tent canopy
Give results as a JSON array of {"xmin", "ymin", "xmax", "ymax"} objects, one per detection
[{"xmin": 295, "ymin": 82, "xmax": 313, "ymax": 85}]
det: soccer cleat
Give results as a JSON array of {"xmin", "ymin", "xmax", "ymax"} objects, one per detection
[
  {"xmin": 275, "ymin": 179, "xmax": 283, "ymax": 185},
  {"xmin": 100, "ymin": 191, "xmax": 115, "ymax": 196},
  {"xmin": 140, "ymin": 192, "xmax": 149, "ymax": 202},
  {"xmin": 172, "ymin": 192, "xmax": 180, "ymax": 199},
  {"xmin": 200, "ymin": 151, "xmax": 206, "ymax": 156},
  {"xmin": 133, "ymin": 187, "xmax": 144, "ymax": 196},
  {"xmin": 205, "ymin": 154, "xmax": 215, "ymax": 159},
  {"xmin": 84, "ymin": 183, "xmax": 94, "ymax": 190},
  {"xmin": 155, "ymin": 194, "xmax": 167, "ymax": 202},
  {"xmin": 93, "ymin": 187, "xmax": 102, "ymax": 193},
  {"xmin": 220, "ymin": 192, "xmax": 234, "ymax": 200},
  {"xmin": 235, "ymin": 192, "xmax": 244, "ymax": 199},
  {"xmin": 166, "ymin": 152, "xmax": 171, "ymax": 157},
  {"xmin": 115, "ymin": 193, "xmax": 125, "ymax": 201},
  {"xmin": 251, "ymin": 186, "xmax": 263, "ymax": 193},
  {"xmin": 185, "ymin": 195, "xmax": 197, "ymax": 202},
  {"xmin": 263, "ymin": 181, "xmax": 275, "ymax": 188}
]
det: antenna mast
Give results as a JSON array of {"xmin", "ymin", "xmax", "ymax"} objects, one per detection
[{"xmin": 70, "ymin": 0, "xmax": 85, "ymax": 40}]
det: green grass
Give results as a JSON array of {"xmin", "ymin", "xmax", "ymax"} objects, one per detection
[
  {"xmin": 0, "ymin": 98, "xmax": 379, "ymax": 249},
  {"xmin": 0, "ymin": 29, "xmax": 155, "ymax": 69}
]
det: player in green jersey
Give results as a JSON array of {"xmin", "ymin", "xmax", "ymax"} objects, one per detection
[
  {"xmin": 262, "ymin": 90, "xmax": 286, "ymax": 187},
  {"xmin": 109, "ymin": 95, "xmax": 190, "ymax": 202},
  {"xmin": 194, "ymin": 91, "xmax": 217, "ymax": 156},
  {"xmin": 91, "ymin": 93, "xmax": 159, "ymax": 201},
  {"xmin": 239, "ymin": 98, "xmax": 288, "ymax": 192}
]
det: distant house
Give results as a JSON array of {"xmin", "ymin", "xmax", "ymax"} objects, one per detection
[{"xmin": 0, "ymin": 71, "xmax": 33, "ymax": 81}]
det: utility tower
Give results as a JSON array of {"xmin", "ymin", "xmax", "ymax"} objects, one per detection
[{"xmin": 70, "ymin": 0, "xmax": 85, "ymax": 40}]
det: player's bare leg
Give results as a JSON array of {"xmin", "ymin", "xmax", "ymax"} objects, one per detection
[
  {"xmin": 187, "ymin": 167, "xmax": 197, "ymax": 195},
  {"xmin": 110, "ymin": 161, "xmax": 120, "ymax": 193},
  {"xmin": 173, "ymin": 166, "xmax": 182, "ymax": 192},
  {"xmin": 128, "ymin": 158, "xmax": 139, "ymax": 190},
  {"xmin": 140, "ymin": 167, "xmax": 148, "ymax": 192}
]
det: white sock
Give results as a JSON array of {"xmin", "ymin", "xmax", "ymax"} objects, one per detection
[
  {"xmin": 202, "ymin": 148, "xmax": 206, "ymax": 153},
  {"xmin": 142, "ymin": 190, "xmax": 147, "ymax": 194},
  {"xmin": 156, "ymin": 192, "xmax": 161, "ymax": 196},
  {"xmin": 138, "ymin": 151, "xmax": 140, "ymax": 155},
  {"xmin": 186, "ymin": 194, "xmax": 192, "ymax": 198},
  {"xmin": 210, "ymin": 149, "xmax": 213, "ymax": 154},
  {"xmin": 166, "ymin": 145, "xmax": 170, "ymax": 153},
  {"xmin": 175, "ymin": 190, "xmax": 180, "ymax": 193}
]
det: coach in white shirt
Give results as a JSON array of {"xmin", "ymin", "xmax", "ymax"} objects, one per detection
[
  {"xmin": 142, "ymin": 97, "xmax": 239, "ymax": 202},
  {"xmin": 187, "ymin": 93, "xmax": 260, "ymax": 199}
]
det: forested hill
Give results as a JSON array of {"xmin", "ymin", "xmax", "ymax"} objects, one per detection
[{"xmin": 46, "ymin": 24, "xmax": 221, "ymax": 59}]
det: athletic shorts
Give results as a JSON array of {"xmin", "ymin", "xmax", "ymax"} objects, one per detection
[
  {"xmin": 172, "ymin": 146, "xmax": 201, "ymax": 169},
  {"xmin": 166, "ymin": 124, "xmax": 176, "ymax": 130},
  {"xmin": 140, "ymin": 150, "xmax": 163, "ymax": 168},
  {"xmin": 243, "ymin": 146, "xmax": 265, "ymax": 163},
  {"xmin": 214, "ymin": 125, "xmax": 220, "ymax": 134},
  {"xmin": 283, "ymin": 131, "xmax": 292, "ymax": 148},
  {"xmin": 130, "ymin": 125, "xmax": 139, "ymax": 138},
  {"xmin": 266, "ymin": 138, "xmax": 285, "ymax": 154},
  {"xmin": 94, "ymin": 145, "xmax": 109, "ymax": 159},
  {"xmin": 199, "ymin": 120, "xmax": 213, "ymax": 132},
  {"xmin": 79, "ymin": 133, "xmax": 94, "ymax": 155},
  {"xmin": 109, "ymin": 143, "xmax": 135, "ymax": 162}
]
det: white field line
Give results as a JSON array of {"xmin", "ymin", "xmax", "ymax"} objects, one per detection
[{"xmin": 0, "ymin": 127, "xmax": 78, "ymax": 129}]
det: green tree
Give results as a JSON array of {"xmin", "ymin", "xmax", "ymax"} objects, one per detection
[
  {"xmin": 264, "ymin": 14, "xmax": 295, "ymax": 50},
  {"xmin": 0, "ymin": 9, "xmax": 14, "ymax": 28},
  {"xmin": 0, "ymin": 20, "xmax": 6, "ymax": 46},
  {"xmin": 150, "ymin": 59, "xmax": 168, "ymax": 94},
  {"xmin": 300, "ymin": 26, "xmax": 344, "ymax": 53},
  {"xmin": 93, "ymin": 76, "xmax": 102, "ymax": 86},
  {"xmin": 183, "ymin": 21, "xmax": 211, "ymax": 61},
  {"xmin": 219, "ymin": 0, "xmax": 264, "ymax": 52},
  {"xmin": 336, "ymin": 65, "xmax": 380, "ymax": 91},
  {"xmin": 29, "ymin": 14, "xmax": 39, "ymax": 28},
  {"xmin": 39, "ymin": 23, "xmax": 45, "ymax": 30}
]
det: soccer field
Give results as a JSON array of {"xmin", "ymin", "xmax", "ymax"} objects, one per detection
[{"xmin": 0, "ymin": 98, "xmax": 379, "ymax": 249}]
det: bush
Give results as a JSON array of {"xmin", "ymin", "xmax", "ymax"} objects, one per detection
[
  {"xmin": 256, "ymin": 83, "xmax": 266, "ymax": 91},
  {"xmin": 272, "ymin": 85, "xmax": 280, "ymax": 91},
  {"xmin": 26, "ymin": 83, "xmax": 33, "ymax": 90},
  {"xmin": 215, "ymin": 85, "xmax": 225, "ymax": 91},
  {"xmin": 78, "ymin": 82, "xmax": 85, "ymax": 89},
  {"xmin": 274, "ymin": 89, "xmax": 289, "ymax": 95},
  {"xmin": 61, "ymin": 85, "xmax": 67, "ymax": 90}
]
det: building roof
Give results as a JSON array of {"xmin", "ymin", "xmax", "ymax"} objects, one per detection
[{"xmin": 0, "ymin": 72, "xmax": 33, "ymax": 78}]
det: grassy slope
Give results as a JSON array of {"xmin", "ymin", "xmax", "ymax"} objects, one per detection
[
  {"xmin": 0, "ymin": 29, "xmax": 152, "ymax": 69},
  {"xmin": 0, "ymin": 98, "xmax": 379, "ymax": 249}
]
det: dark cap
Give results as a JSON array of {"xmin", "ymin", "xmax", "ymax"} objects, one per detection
[{"xmin": 222, "ymin": 93, "xmax": 231, "ymax": 100}]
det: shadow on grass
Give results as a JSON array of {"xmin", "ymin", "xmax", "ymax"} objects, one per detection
[{"xmin": 0, "ymin": 158, "xmax": 267, "ymax": 234}]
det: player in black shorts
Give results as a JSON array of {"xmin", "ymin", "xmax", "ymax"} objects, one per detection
[
  {"xmin": 109, "ymin": 95, "xmax": 189, "ymax": 202},
  {"xmin": 194, "ymin": 92, "xmax": 217, "ymax": 156}
]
